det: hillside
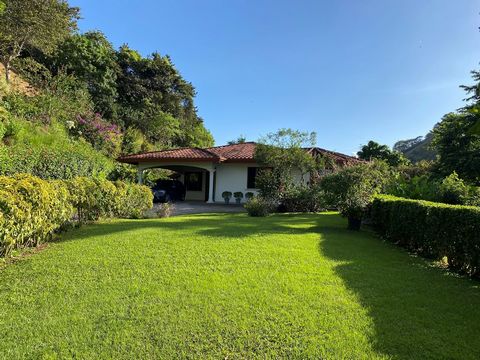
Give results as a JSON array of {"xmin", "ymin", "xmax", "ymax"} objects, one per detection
[
  {"xmin": 0, "ymin": 64, "xmax": 36, "ymax": 96},
  {"xmin": 393, "ymin": 132, "xmax": 437, "ymax": 163}
]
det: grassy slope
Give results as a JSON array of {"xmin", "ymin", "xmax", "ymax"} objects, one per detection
[{"xmin": 0, "ymin": 213, "xmax": 479, "ymax": 359}]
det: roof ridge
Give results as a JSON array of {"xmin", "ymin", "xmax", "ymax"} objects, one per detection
[
  {"xmin": 119, "ymin": 146, "xmax": 197, "ymax": 158},
  {"xmin": 206, "ymin": 141, "xmax": 256, "ymax": 150},
  {"xmin": 193, "ymin": 147, "xmax": 223, "ymax": 159}
]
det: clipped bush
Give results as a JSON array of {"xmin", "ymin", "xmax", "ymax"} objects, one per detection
[
  {"xmin": 370, "ymin": 195, "xmax": 480, "ymax": 278},
  {"xmin": 114, "ymin": 181, "xmax": 153, "ymax": 219},
  {"xmin": 66, "ymin": 177, "xmax": 116, "ymax": 223},
  {"xmin": 0, "ymin": 174, "xmax": 73, "ymax": 256},
  {"xmin": 0, "ymin": 174, "xmax": 153, "ymax": 256},
  {"xmin": 244, "ymin": 197, "xmax": 273, "ymax": 217}
]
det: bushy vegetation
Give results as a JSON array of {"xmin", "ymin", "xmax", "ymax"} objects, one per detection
[
  {"xmin": 279, "ymin": 185, "xmax": 325, "ymax": 213},
  {"xmin": 370, "ymin": 195, "xmax": 480, "ymax": 278},
  {"xmin": 386, "ymin": 165, "xmax": 480, "ymax": 206},
  {"xmin": 0, "ymin": 173, "xmax": 72, "ymax": 256},
  {"xmin": 0, "ymin": 174, "xmax": 152, "ymax": 256},
  {"xmin": 0, "ymin": 0, "xmax": 214, "ymax": 191},
  {"xmin": 320, "ymin": 162, "xmax": 389, "ymax": 229},
  {"xmin": 244, "ymin": 196, "xmax": 273, "ymax": 217}
]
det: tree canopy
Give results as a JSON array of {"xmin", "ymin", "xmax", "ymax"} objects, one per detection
[
  {"xmin": 357, "ymin": 140, "xmax": 409, "ymax": 167},
  {"xmin": 432, "ymin": 112, "xmax": 480, "ymax": 184},
  {"xmin": 0, "ymin": 0, "xmax": 79, "ymax": 82}
]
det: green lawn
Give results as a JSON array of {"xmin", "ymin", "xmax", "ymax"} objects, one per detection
[{"xmin": 1, "ymin": 213, "xmax": 479, "ymax": 359}]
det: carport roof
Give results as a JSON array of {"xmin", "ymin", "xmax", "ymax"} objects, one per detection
[{"xmin": 118, "ymin": 142, "xmax": 257, "ymax": 164}]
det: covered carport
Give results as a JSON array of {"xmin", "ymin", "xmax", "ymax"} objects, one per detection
[{"xmin": 118, "ymin": 148, "xmax": 221, "ymax": 203}]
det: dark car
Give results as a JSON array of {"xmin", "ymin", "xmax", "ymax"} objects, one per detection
[{"xmin": 151, "ymin": 179, "xmax": 186, "ymax": 203}]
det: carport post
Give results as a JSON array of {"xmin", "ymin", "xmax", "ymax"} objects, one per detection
[
  {"xmin": 207, "ymin": 169, "xmax": 215, "ymax": 203},
  {"xmin": 137, "ymin": 167, "xmax": 144, "ymax": 185}
]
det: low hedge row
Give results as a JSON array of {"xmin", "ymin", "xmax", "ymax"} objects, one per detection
[
  {"xmin": 370, "ymin": 195, "xmax": 480, "ymax": 278},
  {"xmin": 0, "ymin": 174, "xmax": 153, "ymax": 256}
]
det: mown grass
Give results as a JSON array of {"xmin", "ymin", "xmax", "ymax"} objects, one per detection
[{"xmin": 0, "ymin": 213, "xmax": 479, "ymax": 359}]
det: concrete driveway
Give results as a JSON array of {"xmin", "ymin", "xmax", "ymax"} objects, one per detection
[{"xmin": 154, "ymin": 201, "xmax": 246, "ymax": 216}]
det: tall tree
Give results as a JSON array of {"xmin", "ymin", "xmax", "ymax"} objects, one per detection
[
  {"xmin": 0, "ymin": 0, "xmax": 79, "ymax": 83},
  {"xmin": 357, "ymin": 140, "xmax": 409, "ymax": 166},
  {"xmin": 115, "ymin": 45, "xmax": 213, "ymax": 147},
  {"xmin": 432, "ymin": 112, "xmax": 480, "ymax": 184},
  {"xmin": 52, "ymin": 31, "xmax": 118, "ymax": 117},
  {"xmin": 254, "ymin": 129, "xmax": 317, "ymax": 200}
]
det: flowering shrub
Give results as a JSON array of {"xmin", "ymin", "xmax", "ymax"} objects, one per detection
[{"xmin": 72, "ymin": 112, "xmax": 122, "ymax": 156}]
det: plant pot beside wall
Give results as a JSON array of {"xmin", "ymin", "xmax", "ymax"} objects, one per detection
[
  {"xmin": 222, "ymin": 191, "xmax": 232, "ymax": 204},
  {"xmin": 233, "ymin": 192, "xmax": 243, "ymax": 204}
]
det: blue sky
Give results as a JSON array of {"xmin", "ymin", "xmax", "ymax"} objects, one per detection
[{"xmin": 71, "ymin": 0, "xmax": 479, "ymax": 154}]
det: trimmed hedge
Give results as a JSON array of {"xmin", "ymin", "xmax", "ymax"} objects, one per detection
[
  {"xmin": 0, "ymin": 174, "xmax": 153, "ymax": 256},
  {"xmin": 370, "ymin": 195, "xmax": 480, "ymax": 278}
]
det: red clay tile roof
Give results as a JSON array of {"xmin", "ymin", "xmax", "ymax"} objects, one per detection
[
  {"xmin": 118, "ymin": 147, "xmax": 221, "ymax": 163},
  {"xmin": 304, "ymin": 147, "xmax": 363, "ymax": 166},
  {"xmin": 206, "ymin": 142, "xmax": 256, "ymax": 162},
  {"xmin": 118, "ymin": 142, "xmax": 360, "ymax": 165}
]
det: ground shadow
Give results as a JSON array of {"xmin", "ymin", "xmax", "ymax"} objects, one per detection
[
  {"xmin": 54, "ymin": 213, "xmax": 480, "ymax": 358},
  {"xmin": 55, "ymin": 213, "xmax": 322, "ymax": 244},
  {"xmin": 319, "ymin": 220, "xmax": 480, "ymax": 359}
]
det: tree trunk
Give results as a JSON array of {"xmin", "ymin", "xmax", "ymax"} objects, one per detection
[{"xmin": 4, "ymin": 61, "xmax": 10, "ymax": 84}]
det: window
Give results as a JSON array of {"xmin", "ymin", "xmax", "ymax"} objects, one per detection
[
  {"xmin": 185, "ymin": 172, "xmax": 203, "ymax": 191},
  {"xmin": 247, "ymin": 167, "xmax": 258, "ymax": 189}
]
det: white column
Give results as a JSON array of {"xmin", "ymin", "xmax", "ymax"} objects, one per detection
[
  {"xmin": 137, "ymin": 167, "xmax": 144, "ymax": 185},
  {"xmin": 207, "ymin": 169, "xmax": 215, "ymax": 203}
]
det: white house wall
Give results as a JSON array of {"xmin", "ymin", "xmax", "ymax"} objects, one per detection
[
  {"xmin": 215, "ymin": 164, "xmax": 310, "ymax": 203},
  {"xmin": 214, "ymin": 163, "xmax": 258, "ymax": 203}
]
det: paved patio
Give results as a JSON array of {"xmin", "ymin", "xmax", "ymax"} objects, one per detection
[{"xmin": 154, "ymin": 201, "xmax": 246, "ymax": 216}]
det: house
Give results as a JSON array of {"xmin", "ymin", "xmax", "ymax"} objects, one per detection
[{"xmin": 117, "ymin": 142, "xmax": 361, "ymax": 203}]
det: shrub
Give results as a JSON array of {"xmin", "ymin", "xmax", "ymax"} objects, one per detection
[
  {"xmin": 65, "ymin": 177, "xmax": 116, "ymax": 223},
  {"xmin": 280, "ymin": 185, "xmax": 325, "ymax": 213},
  {"xmin": 70, "ymin": 112, "xmax": 122, "ymax": 157},
  {"xmin": 114, "ymin": 181, "xmax": 153, "ymax": 219},
  {"xmin": 386, "ymin": 174, "xmax": 440, "ymax": 202},
  {"xmin": 244, "ymin": 197, "xmax": 273, "ymax": 217},
  {"xmin": 156, "ymin": 203, "xmax": 174, "ymax": 218},
  {"xmin": 0, "ymin": 174, "xmax": 153, "ymax": 256},
  {"xmin": 370, "ymin": 195, "xmax": 480, "ymax": 278},
  {"xmin": 438, "ymin": 172, "xmax": 470, "ymax": 205},
  {"xmin": 0, "ymin": 141, "xmax": 114, "ymax": 180},
  {"xmin": 0, "ymin": 174, "xmax": 73, "ymax": 256},
  {"xmin": 321, "ymin": 162, "xmax": 389, "ymax": 230}
]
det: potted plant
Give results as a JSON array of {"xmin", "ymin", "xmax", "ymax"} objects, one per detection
[
  {"xmin": 222, "ymin": 191, "xmax": 232, "ymax": 204},
  {"xmin": 245, "ymin": 192, "xmax": 254, "ymax": 200},
  {"xmin": 233, "ymin": 192, "xmax": 244, "ymax": 204}
]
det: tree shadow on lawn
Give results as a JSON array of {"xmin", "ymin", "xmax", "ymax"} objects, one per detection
[
  {"xmin": 319, "ymin": 221, "xmax": 480, "ymax": 359},
  {"xmin": 56, "ymin": 213, "xmax": 480, "ymax": 358},
  {"xmin": 57, "ymin": 213, "xmax": 323, "ymax": 244}
]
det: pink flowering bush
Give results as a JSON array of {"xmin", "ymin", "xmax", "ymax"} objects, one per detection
[{"xmin": 72, "ymin": 113, "xmax": 122, "ymax": 156}]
